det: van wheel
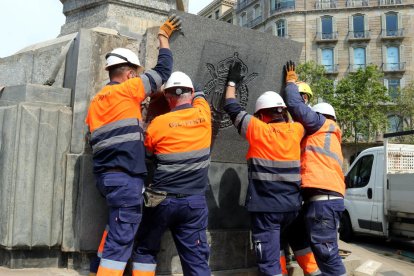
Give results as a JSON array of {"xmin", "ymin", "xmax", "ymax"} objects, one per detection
[{"xmin": 339, "ymin": 212, "xmax": 353, "ymax": 242}]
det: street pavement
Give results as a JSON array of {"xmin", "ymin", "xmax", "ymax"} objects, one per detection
[{"xmin": 1, "ymin": 240, "xmax": 414, "ymax": 275}]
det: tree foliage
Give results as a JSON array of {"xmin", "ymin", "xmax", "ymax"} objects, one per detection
[
  {"xmin": 387, "ymin": 83, "xmax": 414, "ymax": 143},
  {"xmin": 329, "ymin": 65, "xmax": 390, "ymax": 142},
  {"xmin": 296, "ymin": 61, "xmax": 335, "ymax": 105},
  {"xmin": 297, "ymin": 62, "xmax": 391, "ymax": 143}
]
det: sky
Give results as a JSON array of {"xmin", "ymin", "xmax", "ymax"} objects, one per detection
[{"xmin": 0, "ymin": 0, "xmax": 214, "ymax": 58}]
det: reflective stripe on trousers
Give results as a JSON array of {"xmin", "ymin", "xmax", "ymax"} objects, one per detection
[{"xmin": 132, "ymin": 262, "xmax": 156, "ymax": 276}]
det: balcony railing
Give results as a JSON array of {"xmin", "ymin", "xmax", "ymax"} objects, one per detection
[
  {"xmin": 382, "ymin": 62, "xmax": 406, "ymax": 72},
  {"xmin": 348, "ymin": 30, "xmax": 371, "ymax": 40},
  {"xmin": 315, "ymin": 32, "xmax": 339, "ymax": 42},
  {"xmin": 379, "ymin": 0, "xmax": 402, "ymax": 5},
  {"xmin": 270, "ymin": 0, "xmax": 295, "ymax": 14},
  {"xmin": 324, "ymin": 64, "xmax": 339, "ymax": 74},
  {"xmin": 243, "ymin": 16, "xmax": 263, "ymax": 28},
  {"xmin": 315, "ymin": 0, "xmax": 337, "ymax": 9},
  {"xmin": 349, "ymin": 64, "xmax": 367, "ymax": 72},
  {"xmin": 381, "ymin": 28, "xmax": 404, "ymax": 39},
  {"xmin": 237, "ymin": 0, "xmax": 254, "ymax": 11},
  {"xmin": 346, "ymin": 0, "xmax": 370, "ymax": 6}
]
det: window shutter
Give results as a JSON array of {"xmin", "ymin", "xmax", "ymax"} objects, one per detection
[
  {"xmin": 399, "ymin": 45, "xmax": 404, "ymax": 68},
  {"xmin": 333, "ymin": 16, "xmax": 337, "ymax": 35},
  {"xmin": 397, "ymin": 12, "xmax": 402, "ymax": 31},
  {"xmin": 285, "ymin": 19, "xmax": 289, "ymax": 37},
  {"xmin": 366, "ymin": 44, "xmax": 370, "ymax": 65},
  {"xmin": 364, "ymin": 14, "xmax": 368, "ymax": 33},
  {"xmin": 317, "ymin": 48, "xmax": 322, "ymax": 64},
  {"xmin": 317, "ymin": 17, "xmax": 321, "ymax": 33},
  {"xmin": 349, "ymin": 15, "xmax": 353, "ymax": 35},
  {"xmin": 400, "ymin": 77, "xmax": 405, "ymax": 89},
  {"xmin": 381, "ymin": 14, "xmax": 386, "ymax": 34},
  {"xmin": 334, "ymin": 47, "xmax": 338, "ymax": 69}
]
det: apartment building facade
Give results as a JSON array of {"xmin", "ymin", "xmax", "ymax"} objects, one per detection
[
  {"xmin": 199, "ymin": 0, "xmax": 414, "ymax": 132},
  {"xmin": 198, "ymin": 0, "xmax": 236, "ymax": 23}
]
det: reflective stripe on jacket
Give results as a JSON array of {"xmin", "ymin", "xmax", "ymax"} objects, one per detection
[
  {"xmin": 235, "ymin": 110, "xmax": 305, "ymax": 212},
  {"xmin": 145, "ymin": 95, "xmax": 212, "ymax": 195},
  {"xmin": 86, "ymin": 76, "xmax": 158, "ymax": 175},
  {"xmin": 301, "ymin": 119, "xmax": 345, "ymax": 196}
]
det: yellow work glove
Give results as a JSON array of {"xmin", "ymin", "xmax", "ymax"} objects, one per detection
[
  {"xmin": 159, "ymin": 14, "xmax": 182, "ymax": 39},
  {"xmin": 284, "ymin": 60, "xmax": 298, "ymax": 83}
]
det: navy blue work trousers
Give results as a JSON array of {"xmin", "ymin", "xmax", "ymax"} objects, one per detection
[
  {"xmin": 303, "ymin": 199, "xmax": 346, "ymax": 276},
  {"xmin": 134, "ymin": 195, "xmax": 211, "ymax": 276},
  {"xmin": 96, "ymin": 172, "xmax": 144, "ymax": 263},
  {"xmin": 251, "ymin": 211, "xmax": 298, "ymax": 276}
]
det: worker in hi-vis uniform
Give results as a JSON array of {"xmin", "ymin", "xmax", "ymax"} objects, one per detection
[
  {"xmin": 133, "ymin": 72, "xmax": 212, "ymax": 276},
  {"xmin": 85, "ymin": 15, "xmax": 181, "ymax": 276},
  {"xmin": 284, "ymin": 61, "xmax": 346, "ymax": 276},
  {"xmin": 223, "ymin": 61, "xmax": 305, "ymax": 276}
]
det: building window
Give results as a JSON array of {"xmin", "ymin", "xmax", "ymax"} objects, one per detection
[
  {"xmin": 227, "ymin": 19, "xmax": 232, "ymax": 24},
  {"xmin": 387, "ymin": 79, "xmax": 400, "ymax": 100},
  {"xmin": 353, "ymin": 14, "xmax": 365, "ymax": 38},
  {"xmin": 276, "ymin": 19, "xmax": 286, "ymax": 37},
  {"xmin": 386, "ymin": 46, "xmax": 400, "ymax": 70},
  {"xmin": 321, "ymin": 16, "xmax": 333, "ymax": 39},
  {"xmin": 388, "ymin": 115, "xmax": 403, "ymax": 132},
  {"xmin": 254, "ymin": 4, "xmax": 261, "ymax": 19},
  {"xmin": 215, "ymin": 10, "xmax": 220, "ymax": 19},
  {"xmin": 322, "ymin": 48, "xmax": 334, "ymax": 72},
  {"xmin": 353, "ymin": 47, "xmax": 366, "ymax": 70},
  {"xmin": 240, "ymin": 13, "xmax": 247, "ymax": 26},
  {"xmin": 386, "ymin": 12, "xmax": 398, "ymax": 36},
  {"xmin": 271, "ymin": 0, "xmax": 295, "ymax": 12}
]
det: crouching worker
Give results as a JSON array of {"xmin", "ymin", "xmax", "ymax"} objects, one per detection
[
  {"xmin": 223, "ymin": 61, "xmax": 304, "ymax": 276},
  {"xmin": 133, "ymin": 72, "xmax": 212, "ymax": 276}
]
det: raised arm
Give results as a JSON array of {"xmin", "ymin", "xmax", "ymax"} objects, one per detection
[
  {"xmin": 143, "ymin": 14, "xmax": 182, "ymax": 94},
  {"xmin": 283, "ymin": 61, "xmax": 325, "ymax": 135}
]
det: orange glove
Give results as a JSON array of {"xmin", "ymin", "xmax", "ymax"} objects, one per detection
[
  {"xmin": 285, "ymin": 60, "xmax": 298, "ymax": 83},
  {"xmin": 159, "ymin": 14, "xmax": 182, "ymax": 38}
]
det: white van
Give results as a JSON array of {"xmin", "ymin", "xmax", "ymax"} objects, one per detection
[{"xmin": 340, "ymin": 131, "xmax": 414, "ymax": 241}]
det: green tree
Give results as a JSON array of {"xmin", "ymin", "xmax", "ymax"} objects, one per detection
[
  {"xmin": 388, "ymin": 82, "xmax": 414, "ymax": 143},
  {"xmin": 332, "ymin": 65, "xmax": 390, "ymax": 142},
  {"xmin": 296, "ymin": 61, "xmax": 335, "ymax": 105}
]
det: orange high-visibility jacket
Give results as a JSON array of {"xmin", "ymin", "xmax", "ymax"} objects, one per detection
[
  {"xmin": 300, "ymin": 119, "xmax": 345, "ymax": 196},
  {"xmin": 144, "ymin": 92, "xmax": 212, "ymax": 195}
]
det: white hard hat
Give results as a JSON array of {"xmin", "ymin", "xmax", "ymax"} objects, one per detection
[
  {"xmin": 312, "ymin": 102, "xmax": 336, "ymax": 119},
  {"xmin": 105, "ymin": 48, "xmax": 141, "ymax": 70},
  {"xmin": 254, "ymin": 91, "xmax": 286, "ymax": 113},
  {"xmin": 165, "ymin": 71, "xmax": 194, "ymax": 90}
]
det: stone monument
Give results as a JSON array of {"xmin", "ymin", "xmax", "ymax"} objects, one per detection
[{"xmin": 0, "ymin": 1, "xmax": 302, "ymax": 274}]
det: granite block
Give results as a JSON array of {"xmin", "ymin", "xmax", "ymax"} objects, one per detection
[
  {"xmin": 0, "ymin": 84, "xmax": 71, "ymax": 105},
  {"xmin": 165, "ymin": 10, "xmax": 303, "ymax": 163},
  {"xmin": 207, "ymin": 162, "xmax": 250, "ymax": 230}
]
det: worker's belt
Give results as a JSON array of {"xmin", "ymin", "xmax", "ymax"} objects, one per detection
[
  {"xmin": 166, "ymin": 193, "xmax": 189, "ymax": 198},
  {"xmin": 308, "ymin": 195, "xmax": 343, "ymax": 202},
  {"xmin": 104, "ymin": 167, "xmax": 126, "ymax": 173}
]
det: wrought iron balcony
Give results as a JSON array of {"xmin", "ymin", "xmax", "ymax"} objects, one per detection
[
  {"xmin": 324, "ymin": 64, "xmax": 339, "ymax": 74},
  {"xmin": 346, "ymin": 0, "xmax": 369, "ymax": 6},
  {"xmin": 315, "ymin": 0, "xmax": 337, "ymax": 9},
  {"xmin": 315, "ymin": 32, "xmax": 338, "ymax": 42},
  {"xmin": 379, "ymin": 0, "xmax": 402, "ymax": 5},
  {"xmin": 381, "ymin": 28, "xmax": 404, "ymax": 39},
  {"xmin": 237, "ymin": 0, "xmax": 255, "ymax": 11},
  {"xmin": 243, "ymin": 16, "xmax": 263, "ymax": 28},
  {"xmin": 270, "ymin": 0, "xmax": 295, "ymax": 14},
  {"xmin": 348, "ymin": 30, "xmax": 371, "ymax": 41},
  {"xmin": 349, "ymin": 64, "xmax": 367, "ymax": 72},
  {"xmin": 382, "ymin": 62, "xmax": 406, "ymax": 72}
]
